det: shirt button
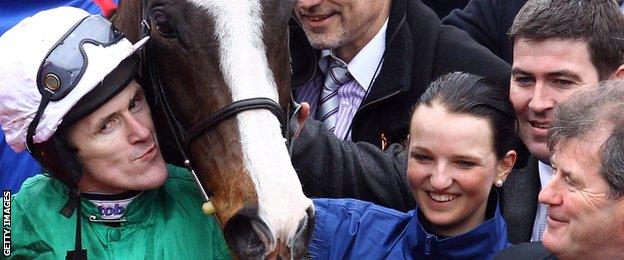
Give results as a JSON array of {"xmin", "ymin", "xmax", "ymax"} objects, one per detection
[{"xmin": 109, "ymin": 229, "xmax": 121, "ymax": 242}]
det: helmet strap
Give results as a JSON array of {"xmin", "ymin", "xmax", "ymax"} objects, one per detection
[{"xmin": 62, "ymin": 189, "xmax": 88, "ymax": 260}]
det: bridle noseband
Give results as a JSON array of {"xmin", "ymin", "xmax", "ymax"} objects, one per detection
[
  {"xmin": 185, "ymin": 98, "xmax": 286, "ymax": 151},
  {"xmin": 139, "ymin": 0, "xmax": 290, "ymax": 210}
]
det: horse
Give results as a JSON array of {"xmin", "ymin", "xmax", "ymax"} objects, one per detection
[{"xmin": 113, "ymin": 0, "xmax": 314, "ymax": 258}]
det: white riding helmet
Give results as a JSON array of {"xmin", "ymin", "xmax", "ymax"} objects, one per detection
[{"xmin": 0, "ymin": 6, "xmax": 148, "ymax": 152}]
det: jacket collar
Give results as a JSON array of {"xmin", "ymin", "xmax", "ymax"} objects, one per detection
[
  {"xmin": 503, "ymin": 156, "xmax": 541, "ymax": 243},
  {"xmin": 80, "ymin": 188, "xmax": 159, "ymax": 225},
  {"xmin": 404, "ymin": 192, "xmax": 508, "ymax": 257},
  {"xmin": 362, "ymin": 0, "xmax": 412, "ymax": 103},
  {"xmin": 366, "ymin": 0, "xmax": 443, "ymax": 98}
]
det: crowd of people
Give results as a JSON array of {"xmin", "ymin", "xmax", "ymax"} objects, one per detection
[{"xmin": 1, "ymin": 0, "xmax": 624, "ymax": 259}]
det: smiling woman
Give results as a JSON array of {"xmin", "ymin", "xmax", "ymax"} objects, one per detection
[{"xmin": 308, "ymin": 72, "xmax": 517, "ymax": 259}]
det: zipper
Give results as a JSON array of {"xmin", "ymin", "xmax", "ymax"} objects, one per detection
[
  {"xmin": 89, "ymin": 215, "xmax": 127, "ymax": 223},
  {"xmin": 356, "ymin": 89, "xmax": 402, "ymax": 115},
  {"xmin": 424, "ymin": 233, "xmax": 434, "ymax": 257},
  {"xmin": 350, "ymin": 89, "xmax": 402, "ymax": 139}
]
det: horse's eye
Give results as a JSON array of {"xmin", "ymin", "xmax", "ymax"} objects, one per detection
[{"xmin": 151, "ymin": 11, "xmax": 176, "ymax": 38}]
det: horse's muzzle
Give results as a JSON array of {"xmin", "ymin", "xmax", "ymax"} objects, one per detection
[{"xmin": 223, "ymin": 205, "xmax": 315, "ymax": 259}]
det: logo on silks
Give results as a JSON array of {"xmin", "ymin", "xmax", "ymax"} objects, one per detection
[{"xmin": 98, "ymin": 204, "xmax": 125, "ymax": 216}]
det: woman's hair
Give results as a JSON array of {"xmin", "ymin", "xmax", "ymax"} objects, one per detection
[{"xmin": 415, "ymin": 72, "xmax": 517, "ymax": 159}]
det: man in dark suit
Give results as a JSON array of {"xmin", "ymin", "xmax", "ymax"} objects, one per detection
[
  {"xmin": 496, "ymin": 80, "xmax": 624, "ymax": 259},
  {"xmin": 502, "ymin": 0, "xmax": 624, "ymax": 244}
]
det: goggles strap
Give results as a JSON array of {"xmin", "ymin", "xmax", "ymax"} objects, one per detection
[
  {"xmin": 26, "ymin": 91, "xmax": 53, "ymax": 153},
  {"xmin": 65, "ymin": 190, "xmax": 87, "ymax": 260}
]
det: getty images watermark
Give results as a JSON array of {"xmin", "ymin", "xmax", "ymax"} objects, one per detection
[{"xmin": 3, "ymin": 190, "xmax": 10, "ymax": 257}]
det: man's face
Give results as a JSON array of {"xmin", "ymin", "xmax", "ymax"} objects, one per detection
[
  {"xmin": 294, "ymin": 0, "xmax": 390, "ymax": 60},
  {"xmin": 67, "ymin": 81, "xmax": 167, "ymax": 194},
  {"xmin": 510, "ymin": 38, "xmax": 600, "ymax": 162},
  {"xmin": 539, "ymin": 136, "xmax": 624, "ymax": 257}
]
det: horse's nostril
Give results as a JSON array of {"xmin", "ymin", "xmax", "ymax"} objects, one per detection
[
  {"xmin": 223, "ymin": 206, "xmax": 273, "ymax": 259},
  {"xmin": 297, "ymin": 205, "xmax": 315, "ymax": 236},
  {"xmin": 291, "ymin": 205, "xmax": 315, "ymax": 258},
  {"xmin": 246, "ymin": 235, "xmax": 264, "ymax": 256}
]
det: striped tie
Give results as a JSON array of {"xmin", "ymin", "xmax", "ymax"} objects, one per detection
[{"xmin": 318, "ymin": 57, "xmax": 352, "ymax": 132}]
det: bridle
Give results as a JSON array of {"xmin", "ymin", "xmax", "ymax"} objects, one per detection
[{"xmin": 138, "ymin": 0, "xmax": 291, "ymax": 209}]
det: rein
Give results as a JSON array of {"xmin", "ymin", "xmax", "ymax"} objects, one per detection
[{"xmin": 138, "ymin": 0, "xmax": 289, "ymax": 214}]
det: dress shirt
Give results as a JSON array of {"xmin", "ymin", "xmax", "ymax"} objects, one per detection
[
  {"xmin": 295, "ymin": 20, "xmax": 388, "ymax": 140},
  {"xmin": 530, "ymin": 161, "xmax": 554, "ymax": 242}
]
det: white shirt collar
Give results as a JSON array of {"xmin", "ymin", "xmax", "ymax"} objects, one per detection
[
  {"xmin": 319, "ymin": 19, "xmax": 388, "ymax": 92},
  {"xmin": 538, "ymin": 160, "xmax": 554, "ymax": 188},
  {"xmin": 530, "ymin": 160, "xmax": 554, "ymax": 242}
]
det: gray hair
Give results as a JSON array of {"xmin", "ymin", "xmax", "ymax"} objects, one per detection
[{"xmin": 548, "ymin": 80, "xmax": 624, "ymax": 199}]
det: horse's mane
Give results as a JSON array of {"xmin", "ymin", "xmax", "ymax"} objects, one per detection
[{"xmin": 111, "ymin": 0, "xmax": 142, "ymax": 43}]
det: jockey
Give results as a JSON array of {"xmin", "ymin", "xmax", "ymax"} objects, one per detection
[
  {"xmin": 0, "ymin": 7, "xmax": 230, "ymax": 259},
  {"xmin": 1, "ymin": 0, "xmax": 119, "ymax": 197}
]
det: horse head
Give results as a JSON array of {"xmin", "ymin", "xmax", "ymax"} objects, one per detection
[{"xmin": 114, "ymin": 0, "xmax": 314, "ymax": 258}]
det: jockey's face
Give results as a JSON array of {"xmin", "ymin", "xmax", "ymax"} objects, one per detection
[
  {"xmin": 66, "ymin": 81, "xmax": 168, "ymax": 194},
  {"xmin": 294, "ymin": 0, "xmax": 391, "ymax": 62}
]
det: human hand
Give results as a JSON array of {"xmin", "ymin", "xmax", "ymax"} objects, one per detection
[{"xmin": 294, "ymin": 102, "xmax": 310, "ymax": 138}]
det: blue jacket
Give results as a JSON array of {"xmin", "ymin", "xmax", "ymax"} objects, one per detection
[{"xmin": 309, "ymin": 198, "xmax": 508, "ymax": 259}]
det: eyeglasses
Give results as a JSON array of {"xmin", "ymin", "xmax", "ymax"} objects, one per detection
[{"xmin": 36, "ymin": 14, "xmax": 125, "ymax": 101}]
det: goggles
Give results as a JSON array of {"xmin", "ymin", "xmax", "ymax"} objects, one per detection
[
  {"xmin": 27, "ymin": 14, "xmax": 125, "ymax": 151},
  {"xmin": 36, "ymin": 14, "xmax": 125, "ymax": 101}
]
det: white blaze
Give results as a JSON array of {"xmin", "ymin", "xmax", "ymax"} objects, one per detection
[{"xmin": 187, "ymin": 0, "xmax": 312, "ymax": 251}]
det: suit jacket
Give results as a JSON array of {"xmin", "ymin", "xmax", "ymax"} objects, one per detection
[
  {"xmin": 290, "ymin": 0, "xmax": 510, "ymax": 151},
  {"xmin": 421, "ymin": 0, "xmax": 470, "ymax": 18},
  {"xmin": 291, "ymin": 120, "xmax": 414, "ymax": 211},
  {"xmin": 442, "ymin": 0, "xmax": 527, "ymax": 63},
  {"xmin": 494, "ymin": 242, "xmax": 556, "ymax": 260},
  {"xmin": 502, "ymin": 156, "xmax": 541, "ymax": 244}
]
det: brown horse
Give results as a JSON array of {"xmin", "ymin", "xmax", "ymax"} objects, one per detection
[{"xmin": 113, "ymin": 0, "xmax": 313, "ymax": 258}]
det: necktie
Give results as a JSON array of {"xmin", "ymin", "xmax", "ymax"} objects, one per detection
[{"xmin": 318, "ymin": 57, "xmax": 352, "ymax": 132}]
